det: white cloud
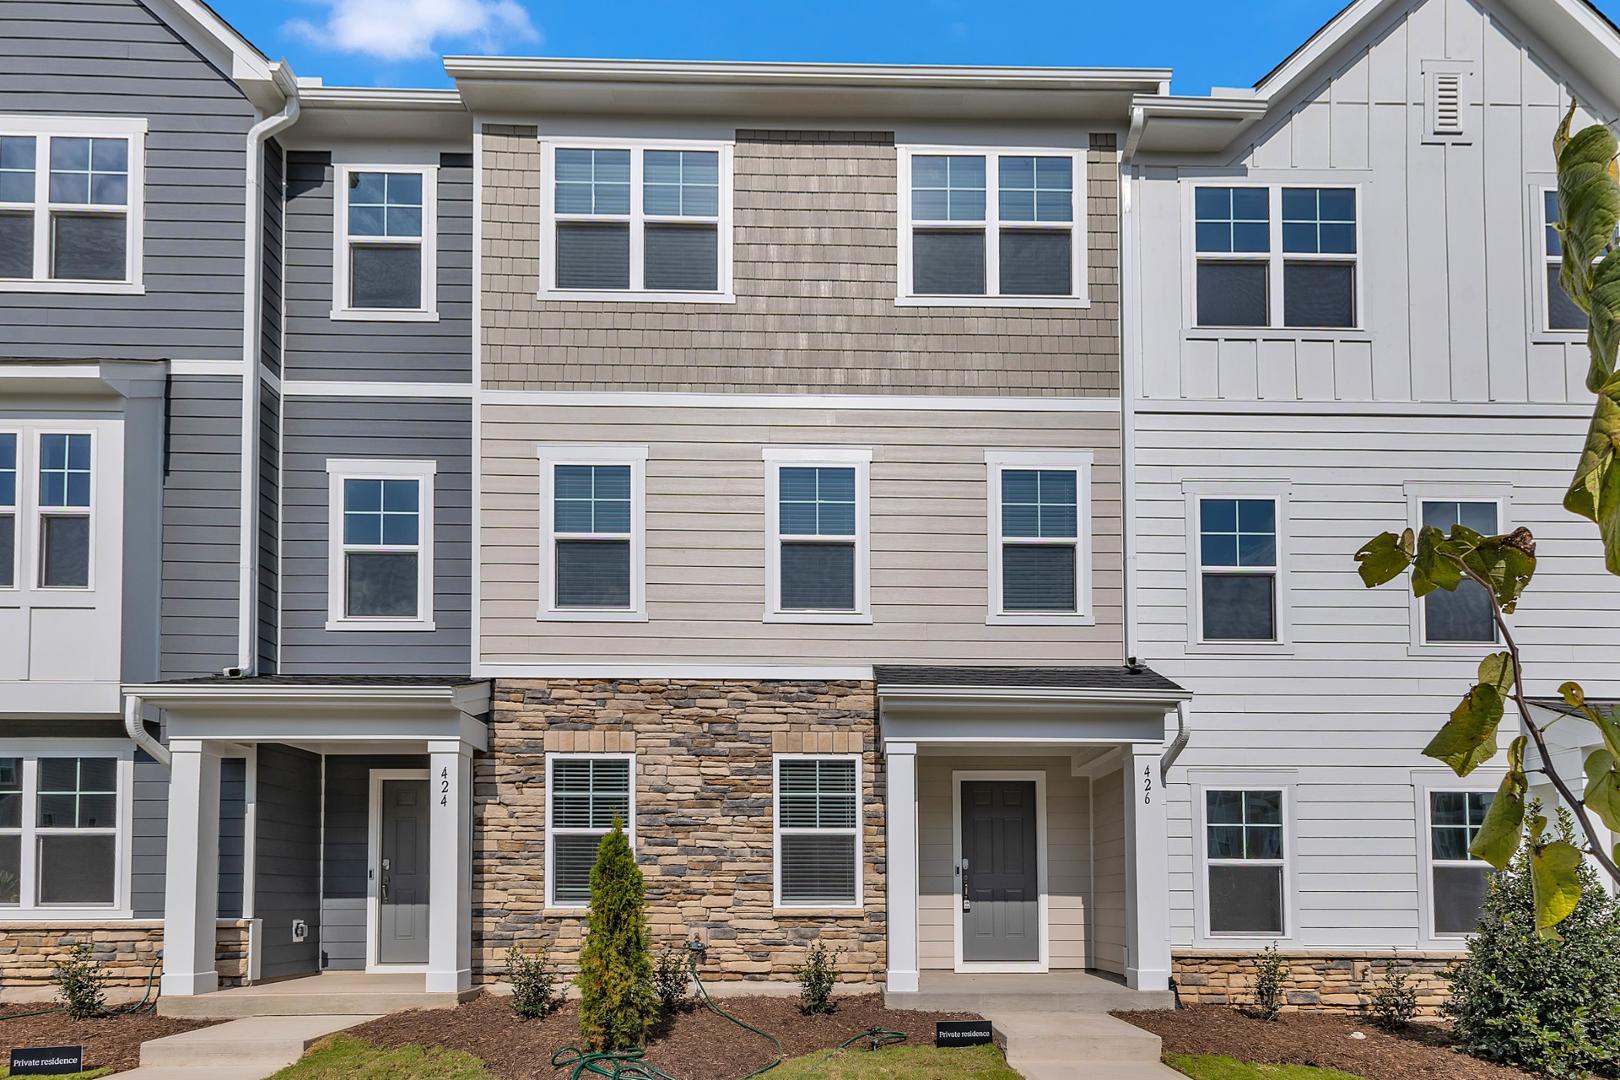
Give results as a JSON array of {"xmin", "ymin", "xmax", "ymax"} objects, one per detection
[{"xmin": 286, "ymin": 0, "xmax": 540, "ymax": 62}]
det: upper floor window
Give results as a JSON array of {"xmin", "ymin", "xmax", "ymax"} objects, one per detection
[
  {"xmin": 37, "ymin": 433, "xmax": 91, "ymax": 590},
  {"xmin": 1196, "ymin": 496, "xmax": 1278, "ymax": 642},
  {"xmin": 1205, "ymin": 788, "xmax": 1286, "ymax": 936},
  {"xmin": 325, "ymin": 460, "xmax": 435, "ymax": 631},
  {"xmin": 0, "ymin": 434, "xmax": 14, "ymax": 590},
  {"xmin": 538, "ymin": 446, "xmax": 647, "ymax": 621},
  {"xmin": 333, "ymin": 165, "xmax": 437, "ymax": 321},
  {"xmin": 1428, "ymin": 788, "xmax": 1495, "ymax": 935},
  {"xmin": 0, "ymin": 118, "xmax": 145, "ymax": 292},
  {"xmin": 764, "ymin": 449, "xmax": 871, "ymax": 624},
  {"xmin": 1419, "ymin": 499, "xmax": 1499, "ymax": 644},
  {"xmin": 986, "ymin": 450, "xmax": 1091, "ymax": 623},
  {"xmin": 1543, "ymin": 190, "xmax": 1591, "ymax": 332},
  {"xmin": 1193, "ymin": 185, "xmax": 1357, "ymax": 330},
  {"xmin": 540, "ymin": 141, "xmax": 732, "ymax": 302},
  {"xmin": 899, "ymin": 147, "xmax": 1086, "ymax": 307}
]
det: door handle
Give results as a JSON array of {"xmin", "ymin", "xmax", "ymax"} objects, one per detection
[
  {"xmin": 961, "ymin": 867, "xmax": 971, "ymax": 912},
  {"xmin": 381, "ymin": 876, "xmax": 390, "ymax": 903}
]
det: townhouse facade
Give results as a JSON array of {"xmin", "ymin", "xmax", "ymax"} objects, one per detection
[{"xmin": 0, "ymin": 0, "xmax": 1616, "ymax": 1018}]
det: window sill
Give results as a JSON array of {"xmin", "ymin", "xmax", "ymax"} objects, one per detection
[
  {"xmin": 1184, "ymin": 328, "xmax": 1370, "ymax": 343},
  {"xmin": 542, "ymin": 907, "xmax": 589, "ymax": 917},
  {"xmin": 536, "ymin": 608, "xmax": 649, "ymax": 623},
  {"xmin": 325, "ymin": 618, "xmax": 438, "ymax": 632},
  {"xmin": 330, "ymin": 308, "xmax": 440, "ymax": 323},
  {"xmin": 1407, "ymin": 641, "xmax": 1499, "ymax": 657},
  {"xmin": 764, "ymin": 611, "xmax": 874, "ymax": 625},
  {"xmin": 1530, "ymin": 332, "xmax": 1586, "ymax": 345},
  {"xmin": 773, "ymin": 906, "xmax": 865, "ymax": 918},
  {"xmin": 0, "ymin": 280, "xmax": 144, "ymax": 295},
  {"xmin": 0, "ymin": 908, "xmax": 134, "ymax": 922},
  {"xmin": 987, "ymin": 612, "xmax": 1095, "ymax": 627},
  {"xmin": 896, "ymin": 294, "xmax": 1090, "ymax": 310},
  {"xmin": 538, "ymin": 289, "xmax": 736, "ymax": 305}
]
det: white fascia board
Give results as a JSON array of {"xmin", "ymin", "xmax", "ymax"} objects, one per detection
[{"xmin": 877, "ymin": 685, "xmax": 1191, "ymax": 708}]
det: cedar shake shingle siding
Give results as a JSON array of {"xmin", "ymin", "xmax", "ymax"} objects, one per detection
[{"xmin": 481, "ymin": 126, "xmax": 1121, "ymax": 395}]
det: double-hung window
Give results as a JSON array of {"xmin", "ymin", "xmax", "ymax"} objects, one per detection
[
  {"xmin": 36, "ymin": 433, "xmax": 91, "ymax": 590},
  {"xmin": 1205, "ymin": 788, "xmax": 1286, "ymax": 936},
  {"xmin": 1419, "ymin": 500, "xmax": 1499, "ymax": 644},
  {"xmin": 1427, "ymin": 789, "xmax": 1496, "ymax": 935},
  {"xmin": 0, "ymin": 433, "xmax": 15, "ymax": 589},
  {"xmin": 1196, "ymin": 496, "xmax": 1279, "ymax": 642},
  {"xmin": 325, "ymin": 460, "xmax": 435, "ymax": 630},
  {"xmin": 775, "ymin": 756, "xmax": 862, "ymax": 909},
  {"xmin": 900, "ymin": 147, "xmax": 1086, "ymax": 305},
  {"xmin": 1193, "ymin": 185, "xmax": 1358, "ymax": 329},
  {"xmin": 764, "ymin": 449, "xmax": 870, "ymax": 623},
  {"xmin": 546, "ymin": 755, "xmax": 633, "ymax": 908},
  {"xmin": 0, "ymin": 752, "xmax": 129, "ymax": 913},
  {"xmin": 542, "ymin": 141, "xmax": 731, "ymax": 300},
  {"xmin": 0, "ymin": 118, "xmax": 144, "ymax": 290},
  {"xmin": 538, "ymin": 446, "xmax": 647, "ymax": 621},
  {"xmin": 986, "ymin": 451, "xmax": 1091, "ymax": 621},
  {"xmin": 334, "ymin": 165, "xmax": 436, "ymax": 319},
  {"xmin": 1543, "ymin": 190, "xmax": 1593, "ymax": 332}
]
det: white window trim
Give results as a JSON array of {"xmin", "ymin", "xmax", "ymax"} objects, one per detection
[
  {"xmin": 331, "ymin": 163, "xmax": 439, "ymax": 322},
  {"xmin": 1182, "ymin": 479, "xmax": 1292, "ymax": 654},
  {"xmin": 0, "ymin": 742, "xmax": 135, "ymax": 921},
  {"xmin": 324, "ymin": 458, "xmax": 437, "ymax": 632},
  {"xmin": 896, "ymin": 144, "xmax": 1090, "ymax": 309},
  {"xmin": 1403, "ymin": 481, "xmax": 1512, "ymax": 654},
  {"xmin": 1534, "ymin": 183, "xmax": 1589, "ymax": 340},
  {"xmin": 762, "ymin": 446, "xmax": 872, "ymax": 625},
  {"xmin": 773, "ymin": 753, "xmax": 864, "ymax": 912},
  {"xmin": 544, "ymin": 752, "xmax": 635, "ymax": 911},
  {"xmin": 0, "ymin": 115, "xmax": 146, "ymax": 295},
  {"xmin": 1188, "ymin": 768, "xmax": 1299, "ymax": 949},
  {"xmin": 31, "ymin": 429, "xmax": 95, "ymax": 593},
  {"xmin": 537, "ymin": 137, "xmax": 735, "ymax": 304},
  {"xmin": 1412, "ymin": 769, "xmax": 1505, "ymax": 948},
  {"xmin": 535, "ymin": 444, "xmax": 649, "ymax": 623},
  {"xmin": 0, "ymin": 428, "xmax": 19, "ymax": 592},
  {"xmin": 984, "ymin": 449, "xmax": 1093, "ymax": 625},
  {"xmin": 1182, "ymin": 180, "xmax": 1365, "ymax": 332}
]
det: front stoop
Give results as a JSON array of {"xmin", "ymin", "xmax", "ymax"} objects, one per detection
[
  {"xmin": 124, "ymin": 1014, "xmax": 380, "ymax": 1080},
  {"xmin": 984, "ymin": 1011, "xmax": 1185, "ymax": 1080},
  {"xmin": 884, "ymin": 970, "xmax": 1177, "ymax": 1014},
  {"xmin": 156, "ymin": 972, "xmax": 476, "ymax": 1019}
]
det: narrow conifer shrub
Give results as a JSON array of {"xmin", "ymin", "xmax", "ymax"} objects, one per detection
[
  {"xmin": 1445, "ymin": 809, "xmax": 1620, "ymax": 1079},
  {"xmin": 576, "ymin": 821, "xmax": 657, "ymax": 1051}
]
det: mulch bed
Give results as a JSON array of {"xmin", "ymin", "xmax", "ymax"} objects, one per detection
[
  {"xmin": 1115, "ymin": 1005, "xmax": 1537, "ymax": 1080},
  {"xmin": 350, "ymin": 992, "xmax": 983, "ymax": 1079},
  {"xmin": 0, "ymin": 1005, "xmax": 217, "ymax": 1073}
]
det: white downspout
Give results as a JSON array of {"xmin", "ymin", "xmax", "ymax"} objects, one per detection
[
  {"xmin": 124, "ymin": 693, "xmax": 170, "ymax": 767},
  {"xmin": 235, "ymin": 67, "xmax": 301, "ymax": 675}
]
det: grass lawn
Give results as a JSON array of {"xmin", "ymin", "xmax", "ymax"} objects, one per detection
[
  {"xmin": 1167, "ymin": 1053, "xmax": 1367, "ymax": 1080},
  {"xmin": 0, "ymin": 1070, "xmax": 111, "ymax": 1079},
  {"xmin": 273, "ymin": 1036, "xmax": 1020, "ymax": 1079}
]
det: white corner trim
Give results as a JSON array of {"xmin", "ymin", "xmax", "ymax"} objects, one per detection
[{"xmin": 281, "ymin": 380, "xmax": 473, "ymax": 399}]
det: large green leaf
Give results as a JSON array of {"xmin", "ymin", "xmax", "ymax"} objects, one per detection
[
  {"xmin": 1585, "ymin": 748, "xmax": 1620, "ymax": 833},
  {"xmin": 1355, "ymin": 530, "xmax": 1412, "ymax": 588},
  {"xmin": 1423, "ymin": 684, "xmax": 1504, "ymax": 776},
  {"xmin": 1462, "ymin": 530, "xmax": 1537, "ymax": 614},
  {"xmin": 1470, "ymin": 736, "xmax": 1528, "ymax": 868},
  {"xmin": 1478, "ymin": 652, "xmax": 1515, "ymax": 697},
  {"xmin": 1531, "ymin": 840, "xmax": 1585, "ymax": 940},
  {"xmin": 1411, "ymin": 525, "xmax": 1463, "ymax": 598}
]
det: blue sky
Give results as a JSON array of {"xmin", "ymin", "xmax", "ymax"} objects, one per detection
[{"xmin": 220, "ymin": 0, "xmax": 1620, "ymax": 95}]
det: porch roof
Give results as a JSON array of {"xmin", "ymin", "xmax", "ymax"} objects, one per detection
[{"xmin": 875, "ymin": 664, "xmax": 1186, "ymax": 698}]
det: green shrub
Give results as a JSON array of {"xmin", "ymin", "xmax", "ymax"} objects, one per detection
[
  {"xmin": 1445, "ymin": 808, "xmax": 1620, "ymax": 1078},
  {"xmin": 52, "ymin": 940, "xmax": 106, "ymax": 1020},
  {"xmin": 1249, "ymin": 944, "xmax": 1286, "ymax": 1021},
  {"xmin": 651, "ymin": 944, "xmax": 690, "ymax": 1017},
  {"xmin": 796, "ymin": 941, "xmax": 842, "ymax": 1015},
  {"xmin": 576, "ymin": 821, "xmax": 657, "ymax": 1051},
  {"xmin": 1365, "ymin": 961, "xmax": 1417, "ymax": 1032},
  {"xmin": 504, "ymin": 944, "xmax": 559, "ymax": 1019}
]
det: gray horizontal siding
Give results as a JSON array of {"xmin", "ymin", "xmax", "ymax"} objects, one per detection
[
  {"xmin": 255, "ymin": 744, "xmax": 320, "ymax": 981},
  {"xmin": 0, "ymin": 0, "xmax": 252, "ymax": 363},
  {"xmin": 261, "ymin": 139, "xmax": 284, "ymax": 377},
  {"xmin": 283, "ymin": 150, "xmax": 474, "ymax": 382},
  {"xmin": 278, "ymin": 397, "xmax": 472, "ymax": 674},
  {"xmin": 258, "ymin": 382, "xmax": 280, "ymax": 674},
  {"xmin": 218, "ymin": 757, "xmax": 246, "ymax": 919},
  {"xmin": 130, "ymin": 749, "xmax": 166, "ymax": 919}
]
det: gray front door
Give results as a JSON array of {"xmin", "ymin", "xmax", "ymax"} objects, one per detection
[
  {"xmin": 378, "ymin": 778, "xmax": 430, "ymax": 965},
  {"xmin": 960, "ymin": 780, "xmax": 1039, "ymax": 963}
]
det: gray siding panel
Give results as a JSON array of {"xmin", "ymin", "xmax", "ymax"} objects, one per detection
[
  {"xmin": 283, "ymin": 151, "xmax": 473, "ymax": 382},
  {"xmin": 261, "ymin": 140, "xmax": 284, "ymax": 377},
  {"xmin": 320, "ymin": 754, "xmax": 427, "ymax": 970},
  {"xmin": 257, "ymin": 382, "xmax": 280, "ymax": 674},
  {"xmin": 254, "ymin": 744, "xmax": 321, "ymax": 981},
  {"xmin": 218, "ymin": 756, "xmax": 246, "ymax": 919},
  {"xmin": 0, "ymin": 0, "xmax": 252, "ymax": 363},
  {"xmin": 130, "ymin": 749, "xmax": 167, "ymax": 919},
  {"xmin": 279, "ymin": 398, "xmax": 472, "ymax": 674},
  {"xmin": 161, "ymin": 375, "xmax": 242, "ymax": 678}
]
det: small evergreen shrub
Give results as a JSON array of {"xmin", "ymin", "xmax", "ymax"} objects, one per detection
[
  {"xmin": 651, "ymin": 945, "xmax": 690, "ymax": 1017},
  {"xmin": 1249, "ymin": 944, "xmax": 1287, "ymax": 1021},
  {"xmin": 52, "ymin": 940, "xmax": 106, "ymax": 1020},
  {"xmin": 1445, "ymin": 809, "xmax": 1620, "ymax": 1079},
  {"xmin": 796, "ymin": 941, "xmax": 843, "ymax": 1015},
  {"xmin": 505, "ymin": 944, "xmax": 560, "ymax": 1019},
  {"xmin": 1365, "ymin": 961, "xmax": 1418, "ymax": 1032},
  {"xmin": 576, "ymin": 821, "xmax": 657, "ymax": 1051}
]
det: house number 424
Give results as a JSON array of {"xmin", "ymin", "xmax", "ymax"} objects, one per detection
[{"xmin": 440, "ymin": 767, "xmax": 450, "ymax": 807}]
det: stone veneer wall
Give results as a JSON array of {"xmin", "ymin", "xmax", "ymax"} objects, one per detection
[
  {"xmin": 1172, "ymin": 951, "xmax": 1463, "ymax": 1017},
  {"xmin": 0, "ymin": 920, "xmax": 254, "ymax": 999},
  {"xmin": 475, "ymin": 680, "xmax": 884, "ymax": 984}
]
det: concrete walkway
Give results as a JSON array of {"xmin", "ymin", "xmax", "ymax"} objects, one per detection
[
  {"xmin": 981, "ymin": 1008, "xmax": 1184, "ymax": 1079},
  {"xmin": 117, "ymin": 1013, "xmax": 378, "ymax": 1080}
]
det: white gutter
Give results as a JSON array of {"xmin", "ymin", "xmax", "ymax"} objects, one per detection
[
  {"xmin": 124, "ymin": 692, "xmax": 169, "ymax": 767},
  {"xmin": 1161, "ymin": 699, "xmax": 1192, "ymax": 782},
  {"xmin": 235, "ymin": 65, "xmax": 300, "ymax": 675}
]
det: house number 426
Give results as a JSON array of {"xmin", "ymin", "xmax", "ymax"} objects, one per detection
[{"xmin": 1142, "ymin": 764, "xmax": 1153, "ymax": 805}]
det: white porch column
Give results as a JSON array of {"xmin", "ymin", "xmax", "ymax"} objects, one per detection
[
  {"xmin": 161, "ymin": 739, "xmax": 221, "ymax": 997},
  {"xmin": 884, "ymin": 741, "xmax": 919, "ymax": 994},
  {"xmin": 427, "ymin": 740, "xmax": 474, "ymax": 994},
  {"xmin": 1123, "ymin": 745, "xmax": 1171, "ymax": 992}
]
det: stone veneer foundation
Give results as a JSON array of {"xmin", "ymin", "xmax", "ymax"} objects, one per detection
[
  {"xmin": 1172, "ymin": 950, "xmax": 1464, "ymax": 1017},
  {"xmin": 0, "ymin": 920, "xmax": 254, "ymax": 1001},
  {"xmin": 475, "ymin": 680, "xmax": 884, "ymax": 984}
]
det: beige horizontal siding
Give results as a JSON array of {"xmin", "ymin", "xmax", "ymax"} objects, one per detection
[
  {"xmin": 480, "ymin": 402, "xmax": 1123, "ymax": 667},
  {"xmin": 481, "ymin": 126, "xmax": 1120, "ymax": 395}
]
